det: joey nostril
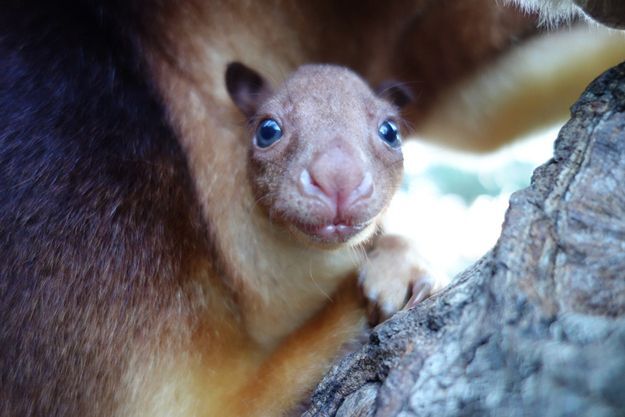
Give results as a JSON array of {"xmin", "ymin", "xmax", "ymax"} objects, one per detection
[
  {"xmin": 307, "ymin": 169, "xmax": 324, "ymax": 191},
  {"xmin": 299, "ymin": 169, "xmax": 320, "ymax": 196},
  {"xmin": 345, "ymin": 172, "xmax": 373, "ymax": 208},
  {"xmin": 299, "ymin": 169, "xmax": 338, "ymax": 207},
  {"xmin": 302, "ymin": 166, "xmax": 337, "ymax": 199}
]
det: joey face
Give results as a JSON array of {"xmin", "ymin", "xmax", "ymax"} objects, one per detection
[{"xmin": 226, "ymin": 63, "xmax": 409, "ymax": 247}]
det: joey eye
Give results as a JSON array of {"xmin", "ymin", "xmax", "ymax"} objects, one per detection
[
  {"xmin": 377, "ymin": 120, "xmax": 401, "ymax": 148},
  {"xmin": 255, "ymin": 119, "xmax": 283, "ymax": 148}
]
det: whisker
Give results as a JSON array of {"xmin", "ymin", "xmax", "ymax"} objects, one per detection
[{"xmin": 308, "ymin": 261, "xmax": 332, "ymax": 302}]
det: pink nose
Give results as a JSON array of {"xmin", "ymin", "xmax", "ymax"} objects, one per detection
[{"xmin": 299, "ymin": 145, "xmax": 373, "ymax": 218}]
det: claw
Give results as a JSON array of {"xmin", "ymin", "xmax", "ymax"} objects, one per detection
[
  {"xmin": 358, "ymin": 234, "xmax": 447, "ymax": 325},
  {"xmin": 405, "ymin": 278, "xmax": 434, "ymax": 309}
]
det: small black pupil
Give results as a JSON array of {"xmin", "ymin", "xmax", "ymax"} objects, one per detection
[
  {"xmin": 260, "ymin": 121, "xmax": 279, "ymax": 140},
  {"xmin": 382, "ymin": 122, "xmax": 397, "ymax": 142}
]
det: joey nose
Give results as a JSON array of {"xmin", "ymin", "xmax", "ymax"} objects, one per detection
[{"xmin": 300, "ymin": 146, "xmax": 373, "ymax": 216}]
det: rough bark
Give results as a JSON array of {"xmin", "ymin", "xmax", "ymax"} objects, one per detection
[{"xmin": 303, "ymin": 62, "xmax": 625, "ymax": 417}]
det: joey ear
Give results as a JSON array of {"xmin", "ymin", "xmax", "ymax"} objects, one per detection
[
  {"xmin": 376, "ymin": 81, "xmax": 414, "ymax": 109},
  {"xmin": 225, "ymin": 62, "xmax": 272, "ymax": 118}
]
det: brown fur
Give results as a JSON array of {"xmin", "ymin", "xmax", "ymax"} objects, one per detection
[
  {"xmin": 145, "ymin": 0, "xmax": 539, "ymax": 146},
  {"xmin": 118, "ymin": 1, "xmax": 560, "ymax": 415},
  {"xmin": 123, "ymin": 54, "xmax": 416, "ymax": 415},
  {"xmin": 4, "ymin": 1, "xmax": 614, "ymax": 416}
]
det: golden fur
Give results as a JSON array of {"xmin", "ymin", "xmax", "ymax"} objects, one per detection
[
  {"xmin": 124, "ymin": 2, "xmax": 624, "ymax": 416},
  {"xmin": 3, "ymin": 1, "xmax": 620, "ymax": 416}
]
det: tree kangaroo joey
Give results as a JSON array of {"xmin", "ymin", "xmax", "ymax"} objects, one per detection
[{"xmin": 224, "ymin": 62, "xmax": 444, "ymax": 344}]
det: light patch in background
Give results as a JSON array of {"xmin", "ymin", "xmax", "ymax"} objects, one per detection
[{"xmin": 384, "ymin": 124, "xmax": 561, "ymax": 279}]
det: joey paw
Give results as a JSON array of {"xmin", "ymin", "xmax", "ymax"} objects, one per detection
[{"xmin": 358, "ymin": 235, "xmax": 442, "ymax": 326}]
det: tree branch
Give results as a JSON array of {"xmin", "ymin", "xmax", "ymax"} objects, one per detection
[{"xmin": 303, "ymin": 62, "xmax": 625, "ymax": 417}]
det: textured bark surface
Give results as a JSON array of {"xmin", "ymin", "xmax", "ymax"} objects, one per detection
[{"xmin": 303, "ymin": 63, "xmax": 625, "ymax": 417}]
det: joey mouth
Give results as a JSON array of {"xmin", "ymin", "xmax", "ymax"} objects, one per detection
[{"xmin": 289, "ymin": 218, "xmax": 372, "ymax": 246}]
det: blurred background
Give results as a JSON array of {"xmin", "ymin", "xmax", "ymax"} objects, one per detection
[
  {"xmin": 384, "ymin": 24, "xmax": 625, "ymax": 279},
  {"xmin": 386, "ymin": 125, "xmax": 558, "ymax": 278}
]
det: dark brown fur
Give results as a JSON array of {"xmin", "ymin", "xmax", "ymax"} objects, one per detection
[
  {"xmin": 1, "ymin": 1, "xmax": 573, "ymax": 416},
  {"xmin": 0, "ymin": 2, "xmax": 223, "ymax": 416}
]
